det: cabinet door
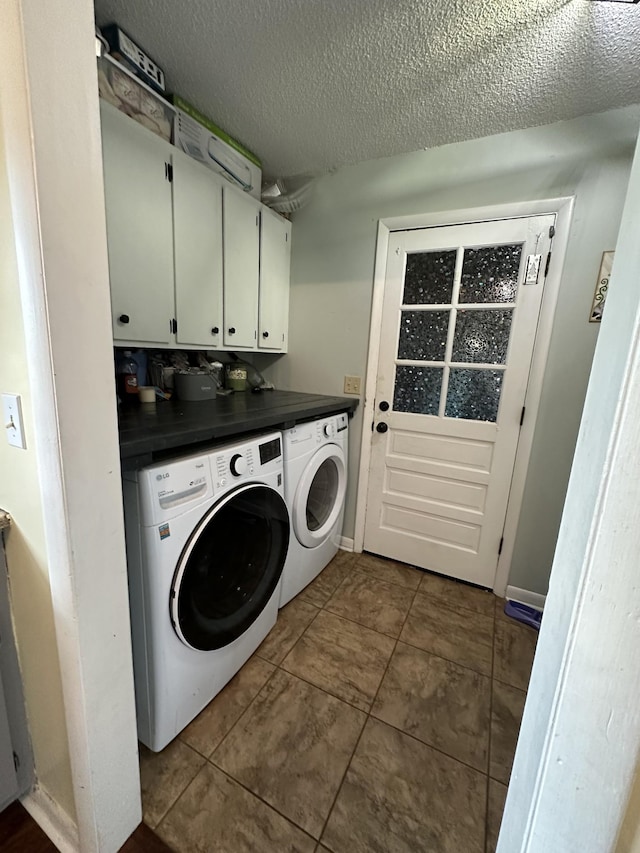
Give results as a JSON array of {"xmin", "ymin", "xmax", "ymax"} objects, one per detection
[
  {"xmin": 223, "ymin": 188, "xmax": 260, "ymax": 349},
  {"xmin": 259, "ymin": 209, "xmax": 291, "ymax": 351},
  {"xmin": 100, "ymin": 102, "xmax": 174, "ymax": 345},
  {"xmin": 173, "ymin": 150, "xmax": 224, "ymax": 348}
]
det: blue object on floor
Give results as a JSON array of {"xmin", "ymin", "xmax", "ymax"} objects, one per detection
[{"xmin": 504, "ymin": 600, "xmax": 542, "ymax": 631}]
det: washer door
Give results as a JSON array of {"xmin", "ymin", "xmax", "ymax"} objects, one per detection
[
  {"xmin": 293, "ymin": 443, "xmax": 347, "ymax": 549},
  {"xmin": 170, "ymin": 483, "xmax": 289, "ymax": 651}
]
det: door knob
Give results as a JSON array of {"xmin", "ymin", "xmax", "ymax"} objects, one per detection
[
  {"xmin": 211, "ymin": 326, "xmax": 219, "ymax": 335},
  {"xmin": 379, "ymin": 401, "xmax": 389, "ymax": 412},
  {"xmin": 228, "ymin": 327, "xmax": 236, "ymax": 335},
  {"xmin": 118, "ymin": 314, "xmax": 130, "ymax": 324},
  {"xmin": 376, "ymin": 422, "xmax": 388, "ymax": 433}
]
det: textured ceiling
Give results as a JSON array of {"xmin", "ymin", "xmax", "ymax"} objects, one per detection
[{"xmin": 94, "ymin": 0, "xmax": 640, "ymax": 181}]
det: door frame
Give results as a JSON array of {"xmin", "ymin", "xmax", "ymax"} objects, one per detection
[{"xmin": 353, "ymin": 197, "xmax": 574, "ymax": 594}]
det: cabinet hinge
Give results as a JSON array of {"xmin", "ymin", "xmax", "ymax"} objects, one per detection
[
  {"xmin": 544, "ymin": 252, "xmax": 552, "ymax": 277},
  {"xmin": 170, "ymin": 318, "xmax": 177, "ymax": 334},
  {"xmin": 549, "ymin": 225, "xmax": 556, "ymax": 238},
  {"xmin": 498, "ymin": 537, "xmax": 504, "ymax": 556},
  {"xmin": 520, "ymin": 406, "xmax": 526, "ymax": 426},
  {"xmin": 165, "ymin": 162, "xmax": 173, "ymax": 182}
]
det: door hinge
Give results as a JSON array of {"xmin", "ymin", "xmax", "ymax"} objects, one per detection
[
  {"xmin": 498, "ymin": 536, "xmax": 504, "ymax": 556},
  {"xmin": 544, "ymin": 252, "xmax": 552, "ymax": 277},
  {"xmin": 165, "ymin": 162, "xmax": 173, "ymax": 182},
  {"xmin": 549, "ymin": 225, "xmax": 556, "ymax": 238},
  {"xmin": 170, "ymin": 318, "xmax": 177, "ymax": 334},
  {"xmin": 520, "ymin": 406, "xmax": 526, "ymax": 426}
]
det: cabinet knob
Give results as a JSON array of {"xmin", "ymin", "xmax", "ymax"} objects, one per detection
[
  {"xmin": 379, "ymin": 401, "xmax": 390, "ymax": 412},
  {"xmin": 118, "ymin": 314, "xmax": 130, "ymax": 325},
  {"xmin": 211, "ymin": 327, "xmax": 219, "ymax": 335},
  {"xmin": 376, "ymin": 422, "xmax": 388, "ymax": 434},
  {"xmin": 262, "ymin": 331, "xmax": 269, "ymax": 339},
  {"xmin": 228, "ymin": 327, "xmax": 236, "ymax": 335}
]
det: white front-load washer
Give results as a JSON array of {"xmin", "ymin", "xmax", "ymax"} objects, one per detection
[
  {"xmin": 122, "ymin": 431, "xmax": 289, "ymax": 752},
  {"xmin": 279, "ymin": 413, "xmax": 348, "ymax": 607}
]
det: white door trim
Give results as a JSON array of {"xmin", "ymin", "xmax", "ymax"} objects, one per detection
[{"xmin": 354, "ymin": 198, "xmax": 574, "ymax": 595}]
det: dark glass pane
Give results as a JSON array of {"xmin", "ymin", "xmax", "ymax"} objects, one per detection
[
  {"xmin": 403, "ymin": 250, "xmax": 457, "ymax": 305},
  {"xmin": 445, "ymin": 369, "xmax": 504, "ymax": 422},
  {"xmin": 307, "ymin": 459, "xmax": 339, "ymax": 531},
  {"xmin": 451, "ymin": 309, "xmax": 513, "ymax": 364},
  {"xmin": 398, "ymin": 310, "xmax": 449, "ymax": 361},
  {"xmin": 175, "ymin": 486, "xmax": 289, "ymax": 650},
  {"xmin": 393, "ymin": 365, "xmax": 443, "ymax": 414},
  {"xmin": 459, "ymin": 244, "xmax": 522, "ymax": 303}
]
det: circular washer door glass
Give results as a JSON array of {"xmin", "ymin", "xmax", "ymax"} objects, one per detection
[
  {"xmin": 171, "ymin": 484, "xmax": 289, "ymax": 651},
  {"xmin": 293, "ymin": 444, "xmax": 346, "ymax": 548}
]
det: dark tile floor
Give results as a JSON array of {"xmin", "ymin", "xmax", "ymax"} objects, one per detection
[{"xmin": 140, "ymin": 550, "xmax": 538, "ymax": 853}]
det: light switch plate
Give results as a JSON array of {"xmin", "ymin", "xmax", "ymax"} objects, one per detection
[{"xmin": 2, "ymin": 394, "xmax": 26, "ymax": 449}]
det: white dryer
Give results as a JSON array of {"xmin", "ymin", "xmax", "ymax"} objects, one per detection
[
  {"xmin": 280, "ymin": 413, "xmax": 349, "ymax": 607},
  {"xmin": 122, "ymin": 432, "xmax": 289, "ymax": 752}
]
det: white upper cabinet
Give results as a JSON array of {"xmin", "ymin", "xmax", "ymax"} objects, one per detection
[
  {"xmin": 172, "ymin": 148, "xmax": 224, "ymax": 348},
  {"xmin": 222, "ymin": 187, "xmax": 261, "ymax": 349},
  {"xmin": 101, "ymin": 102, "xmax": 174, "ymax": 345},
  {"xmin": 101, "ymin": 102, "xmax": 290, "ymax": 352},
  {"xmin": 259, "ymin": 209, "xmax": 291, "ymax": 352}
]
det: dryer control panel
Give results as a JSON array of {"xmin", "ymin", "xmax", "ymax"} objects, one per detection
[{"xmin": 315, "ymin": 412, "xmax": 348, "ymax": 444}]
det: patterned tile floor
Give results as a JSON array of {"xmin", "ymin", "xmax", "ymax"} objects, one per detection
[{"xmin": 140, "ymin": 550, "xmax": 538, "ymax": 853}]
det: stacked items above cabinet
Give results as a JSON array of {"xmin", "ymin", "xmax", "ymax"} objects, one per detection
[{"xmin": 100, "ymin": 101, "xmax": 291, "ymax": 351}]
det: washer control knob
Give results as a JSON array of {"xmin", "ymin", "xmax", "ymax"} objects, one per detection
[
  {"xmin": 230, "ymin": 454, "xmax": 247, "ymax": 477},
  {"xmin": 323, "ymin": 423, "xmax": 335, "ymax": 438}
]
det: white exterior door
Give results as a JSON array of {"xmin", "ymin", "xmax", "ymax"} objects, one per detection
[{"xmin": 364, "ymin": 215, "xmax": 555, "ymax": 588}]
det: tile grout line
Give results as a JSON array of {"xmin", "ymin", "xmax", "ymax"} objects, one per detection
[
  {"xmin": 204, "ymin": 760, "xmax": 319, "ymax": 845},
  {"xmin": 149, "ymin": 740, "xmax": 208, "ymax": 836},
  {"xmin": 315, "ymin": 575, "xmax": 424, "ymax": 846}
]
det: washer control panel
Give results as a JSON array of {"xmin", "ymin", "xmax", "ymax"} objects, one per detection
[{"xmin": 211, "ymin": 432, "xmax": 282, "ymax": 491}]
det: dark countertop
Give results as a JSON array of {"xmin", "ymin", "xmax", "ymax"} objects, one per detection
[{"xmin": 119, "ymin": 389, "xmax": 358, "ymax": 468}]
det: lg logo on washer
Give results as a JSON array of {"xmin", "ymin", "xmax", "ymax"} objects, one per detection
[{"xmin": 156, "ymin": 473, "xmax": 170, "ymax": 481}]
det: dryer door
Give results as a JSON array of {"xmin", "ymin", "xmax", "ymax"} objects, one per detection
[
  {"xmin": 292, "ymin": 443, "xmax": 347, "ymax": 549},
  {"xmin": 170, "ymin": 483, "xmax": 289, "ymax": 651}
]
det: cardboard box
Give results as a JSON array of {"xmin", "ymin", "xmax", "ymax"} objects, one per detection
[
  {"xmin": 98, "ymin": 54, "xmax": 174, "ymax": 142},
  {"xmin": 171, "ymin": 95, "xmax": 262, "ymax": 199}
]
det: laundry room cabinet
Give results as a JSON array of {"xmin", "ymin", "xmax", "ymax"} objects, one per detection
[
  {"xmin": 101, "ymin": 100, "xmax": 174, "ymax": 345},
  {"xmin": 259, "ymin": 207, "xmax": 291, "ymax": 351},
  {"xmin": 172, "ymin": 149, "xmax": 224, "ymax": 348},
  {"xmin": 222, "ymin": 188, "xmax": 260, "ymax": 349},
  {"xmin": 100, "ymin": 101, "xmax": 291, "ymax": 353}
]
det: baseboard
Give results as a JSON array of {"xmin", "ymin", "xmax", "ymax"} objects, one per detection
[
  {"xmin": 21, "ymin": 784, "xmax": 79, "ymax": 852},
  {"xmin": 339, "ymin": 537, "xmax": 354, "ymax": 551},
  {"xmin": 506, "ymin": 585, "xmax": 546, "ymax": 612}
]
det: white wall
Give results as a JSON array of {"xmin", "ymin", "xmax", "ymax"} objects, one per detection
[
  {"xmin": 261, "ymin": 105, "xmax": 639, "ymax": 594},
  {"xmin": 499, "ymin": 110, "xmax": 640, "ymax": 853},
  {"xmin": 0, "ymin": 1, "xmax": 141, "ymax": 849},
  {"xmin": 0, "ymin": 108, "xmax": 76, "ymax": 826}
]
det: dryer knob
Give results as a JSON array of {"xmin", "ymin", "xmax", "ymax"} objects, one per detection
[
  {"xmin": 230, "ymin": 454, "xmax": 247, "ymax": 477},
  {"xmin": 323, "ymin": 423, "xmax": 335, "ymax": 438}
]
